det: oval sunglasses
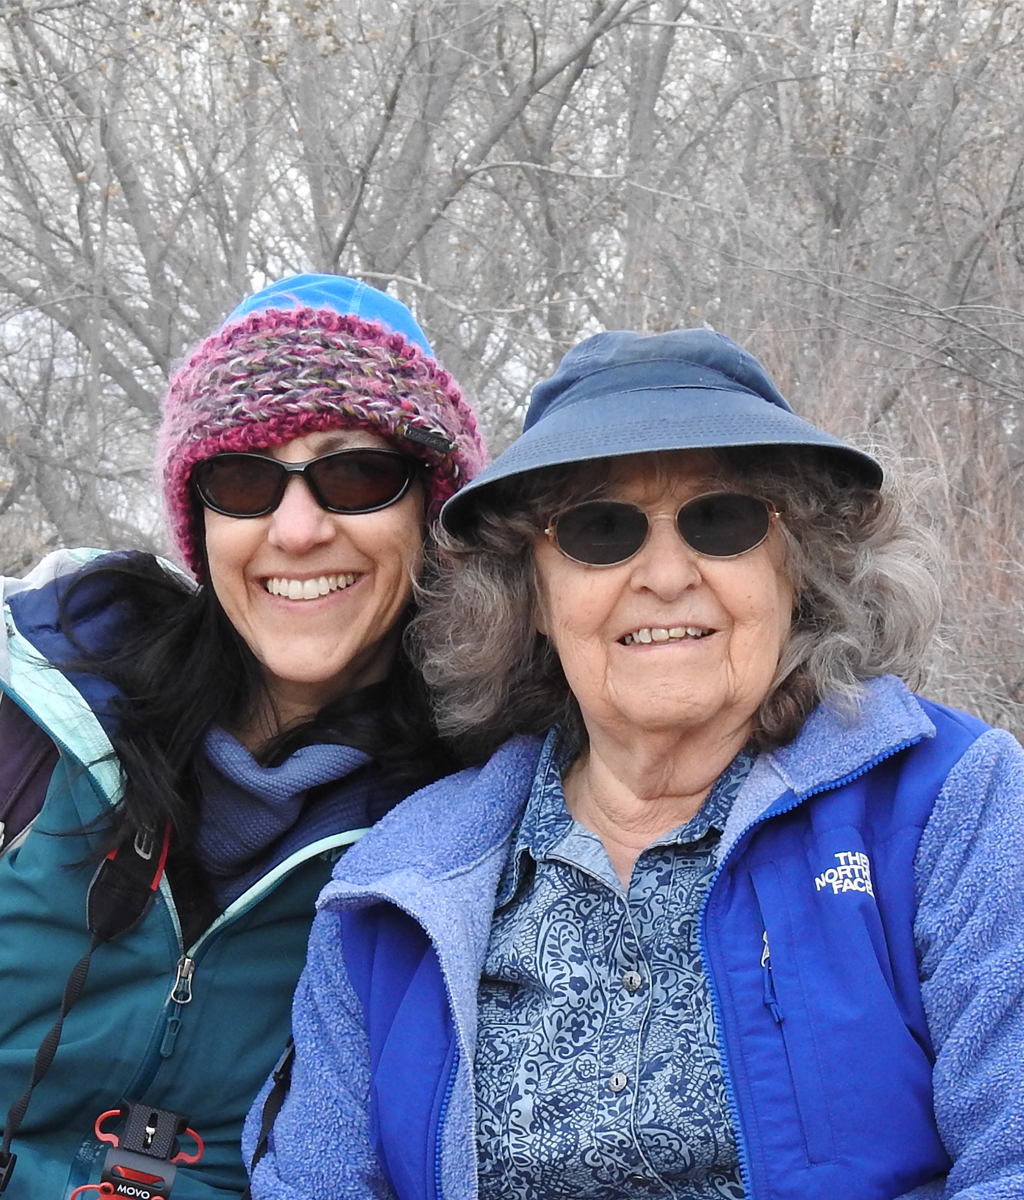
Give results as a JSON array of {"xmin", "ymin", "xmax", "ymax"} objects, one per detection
[
  {"xmin": 193, "ymin": 449, "xmax": 419, "ymax": 517},
  {"xmin": 545, "ymin": 492, "xmax": 780, "ymax": 566}
]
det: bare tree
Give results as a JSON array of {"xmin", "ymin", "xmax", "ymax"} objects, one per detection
[{"xmin": 1, "ymin": 0, "xmax": 1022, "ymax": 731}]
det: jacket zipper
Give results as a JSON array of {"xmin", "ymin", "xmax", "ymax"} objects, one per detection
[
  {"xmin": 154, "ymin": 899, "xmax": 257, "ymax": 1063},
  {"xmin": 127, "ymin": 830, "xmax": 368, "ymax": 1093},
  {"xmin": 159, "ymin": 955, "xmax": 196, "ymax": 1057},
  {"xmin": 697, "ymin": 734, "xmax": 922, "ymax": 1198},
  {"xmin": 433, "ymin": 1045, "xmax": 460, "ymax": 1200}
]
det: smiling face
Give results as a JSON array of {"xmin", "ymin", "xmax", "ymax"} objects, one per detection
[
  {"xmin": 533, "ymin": 452, "xmax": 794, "ymax": 755},
  {"xmin": 202, "ymin": 428, "xmax": 424, "ymax": 730}
]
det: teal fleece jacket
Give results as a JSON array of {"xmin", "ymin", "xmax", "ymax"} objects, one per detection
[{"xmin": 0, "ymin": 551, "xmax": 369, "ymax": 1199}]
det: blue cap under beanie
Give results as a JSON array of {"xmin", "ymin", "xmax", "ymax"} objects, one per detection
[{"xmin": 225, "ymin": 273, "xmax": 434, "ymax": 356}]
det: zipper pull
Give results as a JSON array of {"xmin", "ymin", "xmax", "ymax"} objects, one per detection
[
  {"xmin": 760, "ymin": 931, "xmax": 783, "ymax": 1024},
  {"xmin": 160, "ymin": 1014, "xmax": 182, "ymax": 1058},
  {"xmin": 161, "ymin": 957, "xmax": 196, "ymax": 1058},
  {"xmin": 171, "ymin": 955, "xmax": 195, "ymax": 1004}
]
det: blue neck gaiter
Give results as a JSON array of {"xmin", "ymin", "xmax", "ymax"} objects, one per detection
[{"xmin": 195, "ymin": 726, "xmax": 376, "ymax": 908}]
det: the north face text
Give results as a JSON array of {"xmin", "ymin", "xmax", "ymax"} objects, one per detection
[{"xmin": 814, "ymin": 851, "xmax": 874, "ymax": 897}]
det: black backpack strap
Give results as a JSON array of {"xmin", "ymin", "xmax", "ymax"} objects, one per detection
[
  {"xmin": 87, "ymin": 827, "xmax": 171, "ymax": 942},
  {"xmin": 0, "ymin": 695, "xmax": 59, "ymax": 853},
  {"xmin": 0, "ymin": 824, "xmax": 171, "ymax": 1192},
  {"xmin": 239, "ymin": 1040, "xmax": 295, "ymax": 1199}
]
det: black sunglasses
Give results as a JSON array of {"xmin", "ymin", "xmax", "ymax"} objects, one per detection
[
  {"xmin": 545, "ymin": 492, "xmax": 780, "ymax": 566},
  {"xmin": 193, "ymin": 449, "xmax": 419, "ymax": 518}
]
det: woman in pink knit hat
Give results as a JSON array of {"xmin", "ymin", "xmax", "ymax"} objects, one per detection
[{"xmin": 0, "ymin": 275, "xmax": 485, "ymax": 1200}]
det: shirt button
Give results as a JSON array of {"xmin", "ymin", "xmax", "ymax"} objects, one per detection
[
  {"xmin": 608, "ymin": 1071, "xmax": 628, "ymax": 1093},
  {"xmin": 628, "ymin": 1174, "xmax": 648, "ymax": 1185},
  {"xmin": 622, "ymin": 970, "xmax": 643, "ymax": 993}
]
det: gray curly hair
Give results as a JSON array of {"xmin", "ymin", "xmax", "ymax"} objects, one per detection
[{"xmin": 409, "ymin": 446, "xmax": 941, "ymax": 763}]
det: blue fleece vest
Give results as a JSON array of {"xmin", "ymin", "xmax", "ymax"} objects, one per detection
[{"xmin": 338, "ymin": 698, "xmax": 987, "ymax": 1200}]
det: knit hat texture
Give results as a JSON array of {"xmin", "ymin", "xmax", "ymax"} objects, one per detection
[{"xmin": 158, "ymin": 274, "xmax": 486, "ymax": 577}]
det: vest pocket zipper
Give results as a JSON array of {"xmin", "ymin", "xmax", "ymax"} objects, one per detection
[
  {"xmin": 760, "ymin": 932, "xmax": 783, "ymax": 1024},
  {"xmin": 750, "ymin": 866, "xmax": 836, "ymax": 1164}
]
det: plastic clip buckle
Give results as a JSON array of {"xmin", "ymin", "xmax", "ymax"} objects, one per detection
[{"xmin": 0, "ymin": 1151, "xmax": 16, "ymax": 1195}]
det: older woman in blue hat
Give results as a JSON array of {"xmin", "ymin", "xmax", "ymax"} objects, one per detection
[{"xmin": 247, "ymin": 330, "xmax": 1024, "ymax": 1200}]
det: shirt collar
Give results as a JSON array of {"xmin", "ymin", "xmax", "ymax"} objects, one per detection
[{"xmin": 494, "ymin": 729, "xmax": 754, "ymax": 909}]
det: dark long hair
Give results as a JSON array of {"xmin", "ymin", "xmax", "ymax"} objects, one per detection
[{"xmin": 59, "ymin": 551, "xmax": 456, "ymax": 851}]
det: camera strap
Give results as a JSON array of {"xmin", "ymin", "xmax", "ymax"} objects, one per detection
[{"xmin": 0, "ymin": 825, "xmax": 172, "ymax": 1194}]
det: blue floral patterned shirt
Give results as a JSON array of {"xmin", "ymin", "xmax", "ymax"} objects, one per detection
[{"xmin": 475, "ymin": 731, "xmax": 753, "ymax": 1200}]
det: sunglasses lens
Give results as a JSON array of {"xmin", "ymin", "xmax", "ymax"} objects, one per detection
[
  {"xmin": 553, "ymin": 501, "xmax": 649, "ymax": 565},
  {"xmin": 308, "ymin": 451, "xmax": 414, "ymax": 512},
  {"xmin": 194, "ymin": 455, "xmax": 282, "ymax": 516},
  {"xmin": 677, "ymin": 493, "xmax": 771, "ymax": 557}
]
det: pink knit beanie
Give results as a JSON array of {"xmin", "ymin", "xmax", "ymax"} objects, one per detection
[{"xmin": 157, "ymin": 275, "xmax": 487, "ymax": 577}]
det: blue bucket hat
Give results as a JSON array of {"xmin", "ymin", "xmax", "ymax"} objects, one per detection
[{"xmin": 441, "ymin": 327, "xmax": 882, "ymax": 532}]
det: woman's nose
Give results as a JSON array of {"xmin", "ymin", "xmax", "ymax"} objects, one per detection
[
  {"xmin": 628, "ymin": 513, "xmax": 702, "ymax": 596},
  {"xmin": 266, "ymin": 477, "xmax": 336, "ymax": 553}
]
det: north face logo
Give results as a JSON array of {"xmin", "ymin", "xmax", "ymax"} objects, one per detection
[{"xmin": 814, "ymin": 851, "xmax": 874, "ymax": 897}]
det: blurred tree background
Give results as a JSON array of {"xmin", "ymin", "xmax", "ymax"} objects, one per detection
[{"xmin": 1, "ymin": 0, "xmax": 1022, "ymax": 731}]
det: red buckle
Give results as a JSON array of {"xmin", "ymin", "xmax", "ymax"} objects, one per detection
[{"xmin": 94, "ymin": 1110, "xmax": 125, "ymax": 1148}]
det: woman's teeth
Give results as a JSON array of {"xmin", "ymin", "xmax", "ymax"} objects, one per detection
[
  {"xmin": 265, "ymin": 574, "xmax": 358, "ymax": 600},
  {"xmin": 621, "ymin": 625, "xmax": 709, "ymax": 645}
]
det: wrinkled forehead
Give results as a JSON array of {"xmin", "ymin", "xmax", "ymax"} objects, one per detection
[{"xmin": 570, "ymin": 448, "xmax": 728, "ymax": 499}]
